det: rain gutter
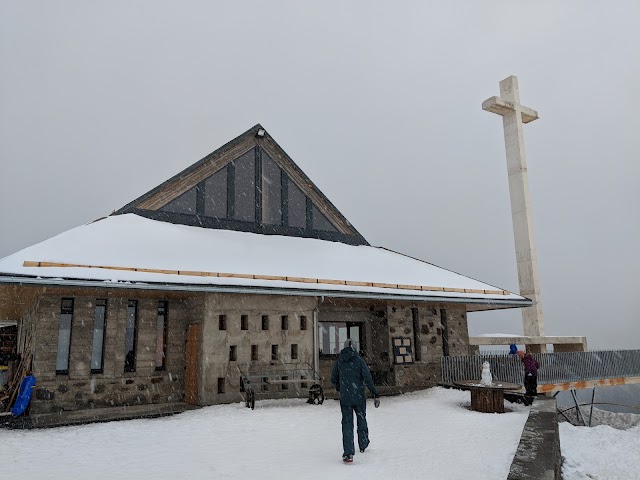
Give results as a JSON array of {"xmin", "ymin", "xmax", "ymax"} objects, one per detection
[{"xmin": 0, "ymin": 275, "xmax": 532, "ymax": 308}]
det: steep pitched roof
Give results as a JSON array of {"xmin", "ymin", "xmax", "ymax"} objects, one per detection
[{"xmin": 115, "ymin": 124, "xmax": 368, "ymax": 245}]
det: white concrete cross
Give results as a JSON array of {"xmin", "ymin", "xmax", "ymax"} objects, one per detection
[{"xmin": 483, "ymin": 75, "xmax": 545, "ymax": 339}]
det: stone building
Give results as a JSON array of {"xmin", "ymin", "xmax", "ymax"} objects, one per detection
[{"xmin": 0, "ymin": 125, "xmax": 530, "ymax": 419}]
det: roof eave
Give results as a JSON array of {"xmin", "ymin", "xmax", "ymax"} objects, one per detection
[{"xmin": 0, "ymin": 275, "xmax": 532, "ymax": 309}]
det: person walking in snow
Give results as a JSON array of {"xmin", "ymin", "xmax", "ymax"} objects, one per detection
[
  {"xmin": 518, "ymin": 350, "xmax": 540, "ymax": 405},
  {"xmin": 331, "ymin": 338, "xmax": 380, "ymax": 463}
]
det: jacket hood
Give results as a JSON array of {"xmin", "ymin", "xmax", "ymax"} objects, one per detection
[{"xmin": 339, "ymin": 346, "xmax": 358, "ymax": 363}]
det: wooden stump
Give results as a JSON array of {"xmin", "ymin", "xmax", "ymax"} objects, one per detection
[{"xmin": 470, "ymin": 388, "xmax": 505, "ymax": 413}]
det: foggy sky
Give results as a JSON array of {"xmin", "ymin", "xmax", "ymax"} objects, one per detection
[{"xmin": 1, "ymin": 2, "xmax": 638, "ymax": 348}]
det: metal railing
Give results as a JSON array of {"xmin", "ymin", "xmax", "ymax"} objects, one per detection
[{"xmin": 441, "ymin": 350, "xmax": 640, "ymax": 386}]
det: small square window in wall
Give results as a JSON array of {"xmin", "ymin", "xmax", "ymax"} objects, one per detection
[
  {"xmin": 271, "ymin": 344, "xmax": 279, "ymax": 361},
  {"xmin": 241, "ymin": 315, "xmax": 248, "ymax": 331},
  {"xmin": 218, "ymin": 378, "xmax": 225, "ymax": 394},
  {"xmin": 219, "ymin": 315, "xmax": 227, "ymax": 330},
  {"xmin": 281, "ymin": 315, "xmax": 288, "ymax": 330},
  {"xmin": 229, "ymin": 345, "xmax": 237, "ymax": 361},
  {"xmin": 251, "ymin": 345, "xmax": 258, "ymax": 361},
  {"xmin": 300, "ymin": 315, "xmax": 307, "ymax": 331},
  {"xmin": 262, "ymin": 315, "xmax": 269, "ymax": 331},
  {"xmin": 291, "ymin": 344, "xmax": 298, "ymax": 360}
]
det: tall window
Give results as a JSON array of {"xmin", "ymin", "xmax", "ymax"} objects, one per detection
[
  {"xmin": 56, "ymin": 298, "xmax": 74, "ymax": 374},
  {"xmin": 90, "ymin": 299, "xmax": 107, "ymax": 374},
  {"xmin": 281, "ymin": 315, "xmax": 288, "ymax": 330},
  {"xmin": 291, "ymin": 344, "xmax": 298, "ymax": 360},
  {"xmin": 156, "ymin": 301, "xmax": 168, "ymax": 371},
  {"xmin": 300, "ymin": 315, "xmax": 307, "ymax": 330},
  {"xmin": 319, "ymin": 322, "xmax": 361, "ymax": 356},
  {"xmin": 411, "ymin": 308, "xmax": 421, "ymax": 362},
  {"xmin": 124, "ymin": 300, "xmax": 138, "ymax": 373},
  {"xmin": 241, "ymin": 315, "xmax": 249, "ymax": 330}
]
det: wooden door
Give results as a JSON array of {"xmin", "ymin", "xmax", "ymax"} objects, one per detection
[{"xmin": 184, "ymin": 323, "xmax": 201, "ymax": 405}]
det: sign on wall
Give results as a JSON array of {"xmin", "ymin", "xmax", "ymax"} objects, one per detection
[{"xmin": 392, "ymin": 337, "xmax": 414, "ymax": 365}]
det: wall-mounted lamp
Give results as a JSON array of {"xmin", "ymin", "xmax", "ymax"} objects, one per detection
[{"xmin": 256, "ymin": 128, "xmax": 266, "ymax": 137}]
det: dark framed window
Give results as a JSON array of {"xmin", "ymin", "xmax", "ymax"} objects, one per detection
[
  {"xmin": 219, "ymin": 314, "xmax": 227, "ymax": 330},
  {"xmin": 281, "ymin": 315, "xmax": 288, "ymax": 330},
  {"xmin": 229, "ymin": 345, "xmax": 237, "ymax": 361},
  {"xmin": 251, "ymin": 345, "xmax": 258, "ymax": 361},
  {"xmin": 261, "ymin": 150, "xmax": 283, "ymax": 225},
  {"xmin": 300, "ymin": 315, "xmax": 307, "ymax": 331},
  {"xmin": 156, "ymin": 301, "xmax": 168, "ymax": 371},
  {"xmin": 203, "ymin": 167, "xmax": 228, "ymax": 218},
  {"xmin": 412, "ymin": 308, "xmax": 421, "ymax": 362},
  {"xmin": 161, "ymin": 188, "xmax": 197, "ymax": 215},
  {"xmin": 271, "ymin": 344, "xmax": 279, "ymax": 361},
  {"xmin": 440, "ymin": 309, "xmax": 449, "ymax": 357},
  {"xmin": 319, "ymin": 322, "xmax": 362, "ymax": 356},
  {"xmin": 56, "ymin": 298, "xmax": 74, "ymax": 374},
  {"xmin": 124, "ymin": 300, "xmax": 138, "ymax": 373},
  {"xmin": 218, "ymin": 378, "xmax": 225, "ymax": 394},
  {"xmin": 281, "ymin": 376, "xmax": 288, "ymax": 390},
  {"xmin": 262, "ymin": 315, "xmax": 269, "ymax": 331},
  {"xmin": 90, "ymin": 299, "xmax": 107, "ymax": 374},
  {"xmin": 311, "ymin": 204, "xmax": 338, "ymax": 232},
  {"xmin": 286, "ymin": 178, "xmax": 307, "ymax": 228},
  {"xmin": 291, "ymin": 344, "xmax": 298, "ymax": 360},
  {"xmin": 233, "ymin": 149, "xmax": 256, "ymax": 222},
  {"xmin": 241, "ymin": 315, "xmax": 248, "ymax": 331}
]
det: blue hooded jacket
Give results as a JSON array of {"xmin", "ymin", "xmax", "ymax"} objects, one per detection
[{"xmin": 331, "ymin": 346, "xmax": 378, "ymax": 406}]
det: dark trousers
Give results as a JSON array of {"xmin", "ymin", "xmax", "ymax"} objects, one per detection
[
  {"xmin": 524, "ymin": 373, "xmax": 538, "ymax": 404},
  {"xmin": 341, "ymin": 403, "xmax": 369, "ymax": 456}
]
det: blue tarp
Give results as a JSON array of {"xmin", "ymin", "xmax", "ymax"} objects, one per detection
[{"xmin": 11, "ymin": 375, "xmax": 36, "ymax": 416}]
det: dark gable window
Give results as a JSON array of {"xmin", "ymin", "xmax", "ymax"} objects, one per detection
[
  {"xmin": 241, "ymin": 315, "xmax": 248, "ymax": 331},
  {"xmin": 56, "ymin": 298, "xmax": 74, "ymax": 374},
  {"xmin": 203, "ymin": 166, "xmax": 228, "ymax": 218},
  {"xmin": 229, "ymin": 345, "xmax": 237, "ymax": 362},
  {"xmin": 312, "ymin": 204, "xmax": 338, "ymax": 232},
  {"xmin": 261, "ymin": 150, "xmax": 283, "ymax": 225},
  {"xmin": 251, "ymin": 345, "xmax": 258, "ymax": 361},
  {"xmin": 219, "ymin": 314, "xmax": 227, "ymax": 330},
  {"xmin": 90, "ymin": 299, "xmax": 107, "ymax": 374},
  {"xmin": 232, "ymin": 149, "xmax": 256, "ymax": 222},
  {"xmin": 124, "ymin": 300, "xmax": 138, "ymax": 373},
  {"xmin": 291, "ymin": 344, "xmax": 298, "ymax": 360},
  {"xmin": 271, "ymin": 344, "xmax": 279, "ymax": 361},
  {"xmin": 161, "ymin": 187, "xmax": 197, "ymax": 215},
  {"xmin": 262, "ymin": 315, "xmax": 269, "ymax": 331},
  {"xmin": 281, "ymin": 315, "xmax": 288, "ymax": 330},
  {"xmin": 286, "ymin": 178, "xmax": 307, "ymax": 229},
  {"xmin": 156, "ymin": 301, "xmax": 168, "ymax": 371},
  {"xmin": 300, "ymin": 315, "xmax": 307, "ymax": 331}
]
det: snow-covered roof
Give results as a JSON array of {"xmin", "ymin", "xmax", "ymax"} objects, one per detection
[{"xmin": 0, "ymin": 214, "xmax": 529, "ymax": 306}]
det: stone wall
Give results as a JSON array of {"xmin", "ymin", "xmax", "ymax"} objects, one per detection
[
  {"xmin": 385, "ymin": 302, "xmax": 469, "ymax": 387},
  {"xmin": 28, "ymin": 293, "xmax": 191, "ymax": 414},
  {"xmin": 199, "ymin": 293, "xmax": 317, "ymax": 405}
]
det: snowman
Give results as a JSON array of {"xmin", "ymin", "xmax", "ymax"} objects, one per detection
[{"xmin": 480, "ymin": 361, "xmax": 493, "ymax": 386}]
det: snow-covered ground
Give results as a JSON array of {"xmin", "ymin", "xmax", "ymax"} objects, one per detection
[
  {"xmin": 560, "ymin": 422, "xmax": 640, "ymax": 479},
  {"xmin": 1, "ymin": 388, "xmax": 530, "ymax": 480},
  {"xmin": 4, "ymin": 387, "xmax": 639, "ymax": 479}
]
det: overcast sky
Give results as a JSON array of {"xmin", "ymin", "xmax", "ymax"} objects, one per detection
[{"xmin": 1, "ymin": 2, "xmax": 638, "ymax": 348}]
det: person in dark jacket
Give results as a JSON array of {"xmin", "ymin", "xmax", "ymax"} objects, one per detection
[
  {"xmin": 508, "ymin": 344, "xmax": 518, "ymax": 355},
  {"xmin": 331, "ymin": 339, "xmax": 379, "ymax": 463},
  {"xmin": 520, "ymin": 351, "xmax": 540, "ymax": 405}
]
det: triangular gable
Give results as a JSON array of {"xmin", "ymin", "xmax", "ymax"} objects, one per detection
[{"xmin": 114, "ymin": 124, "xmax": 368, "ymax": 245}]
